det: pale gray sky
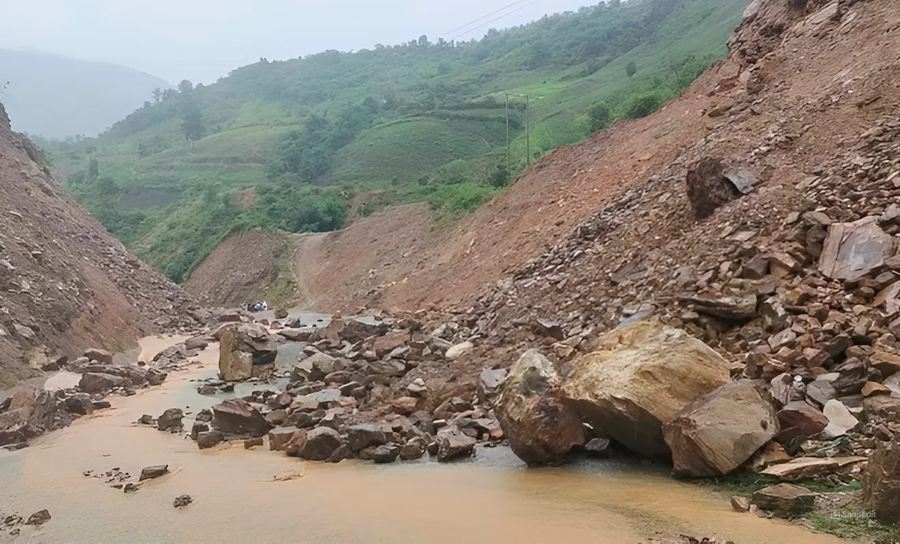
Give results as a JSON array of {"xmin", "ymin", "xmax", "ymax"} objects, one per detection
[{"xmin": 1, "ymin": 0, "xmax": 595, "ymax": 84}]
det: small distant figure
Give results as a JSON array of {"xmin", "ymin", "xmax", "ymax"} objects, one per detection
[{"xmin": 245, "ymin": 301, "xmax": 270, "ymax": 313}]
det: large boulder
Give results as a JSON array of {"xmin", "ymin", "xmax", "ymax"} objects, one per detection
[
  {"xmin": 495, "ymin": 350, "xmax": 584, "ymax": 466},
  {"xmin": 663, "ymin": 380, "xmax": 778, "ymax": 477},
  {"xmin": 752, "ymin": 484, "xmax": 816, "ymax": 517},
  {"xmin": 218, "ymin": 323, "xmax": 278, "ymax": 381},
  {"xmin": 297, "ymin": 427, "xmax": 344, "ymax": 461},
  {"xmin": 211, "ymin": 399, "xmax": 270, "ymax": 437},
  {"xmin": 862, "ymin": 437, "xmax": 900, "ymax": 524},
  {"xmin": 78, "ymin": 372, "xmax": 126, "ymax": 394},
  {"xmin": 560, "ymin": 322, "xmax": 731, "ymax": 458},
  {"xmin": 818, "ymin": 217, "xmax": 896, "ymax": 281}
]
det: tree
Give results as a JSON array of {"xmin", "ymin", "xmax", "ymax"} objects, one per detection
[
  {"xmin": 626, "ymin": 61, "xmax": 638, "ymax": 78},
  {"xmin": 152, "ymin": 88, "xmax": 163, "ymax": 103},
  {"xmin": 181, "ymin": 99, "xmax": 205, "ymax": 145},
  {"xmin": 586, "ymin": 101, "xmax": 612, "ymax": 133},
  {"xmin": 87, "ymin": 157, "xmax": 99, "ymax": 179},
  {"xmin": 418, "ymin": 35, "xmax": 431, "ymax": 48},
  {"xmin": 178, "ymin": 80, "xmax": 194, "ymax": 94}
]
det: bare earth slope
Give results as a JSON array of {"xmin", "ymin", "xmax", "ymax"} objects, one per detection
[
  {"xmin": 0, "ymin": 104, "xmax": 197, "ymax": 388},
  {"xmin": 189, "ymin": 0, "xmax": 898, "ymax": 320}
]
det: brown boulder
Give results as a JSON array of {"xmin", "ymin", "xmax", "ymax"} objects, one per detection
[
  {"xmin": 269, "ymin": 426, "xmax": 299, "ymax": 451},
  {"xmin": 436, "ymin": 426, "xmax": 476, "ymax": 462},
  {"xmin": 197, "ymin": 430, "xmax": 225, "ymax": 449},
  {"xmin": 560, "ymin": 322, "xmax": 731, "ymax": 458},
  {"xmin": 211, "ymin": 399, "xmax": 270, "ymax": 437},
  {"xmin": 663, "ymin": 380, "xmax": 778, "ymax": 477},
  {"xmin": 283, "ymin": 429, "xmax": 309, "ymax": 456},
  {"xmin": 495, "ymin": 350, "xmax": 584, "ymax": 466},
  {"xmin": 862, "ymin": 436, "xmax": 900, "ymax": 524},
  {"xmin": 373, "ymin": 330, "xmax": 411, "ymax": 358},
  {"xmin": 298, "ymin": 427, "xmax": 344, "ymax": 461},
  {"xmin": 218, "ymin": 323, "xmax": 278, "ymax": 381},
  {"xmin": 752, "ymin": 484, "xmax": 816, "ymax": 517},
  {"xmin": 78, "ymin": 372, "xmax": 126, "ymax": 394},
  {"xmin": 776, "ymin": 401, "xmax": 828, "ymax": 444},
  {"xmin": 157, "ymin": 408, "xmax": 184, "ymax": 432},
  {"xmin": 84, "ymin": 348, "xmax": 114, "ymax": 365},
  {"xmin": 819, "ymin": 217, "xmax": 896, "ymax": 281}
]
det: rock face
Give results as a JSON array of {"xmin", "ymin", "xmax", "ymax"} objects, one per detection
[
  {"xmin": 560, "ymin": 322, "xmax": 731, "ymax": 458},
  {"xmin": 663, "ymin": 380, "xmax": 778, "ymax": 477},
  {"xmin": 862, "ymin": 437, "xmax": 900, "ymax": 524},
  {"xmin": 211, "ymin": 399, "xmax": 270, "ymax": 437},
  {"xmin": 218, "ymin": 323, "xmax": 278, "ymax": 381},
  {"xmin": 495, "ymin": 350, "xmax": 584, "ymax": 466},
  {"xmin": 752, "ymin": 484, "xmax": 816, "ymax": 517}
]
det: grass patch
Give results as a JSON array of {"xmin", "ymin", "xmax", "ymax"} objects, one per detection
[
  {"xmin": 810, "ymin": 510, "xmax": 900, "ymax": 543},
  {"xmin": 699, "ymin": 472, "xmax": 862, "ymax": 495},
  {"xmin": 264, "ymin": 241, "xmax": 298, "ymax": 306}
]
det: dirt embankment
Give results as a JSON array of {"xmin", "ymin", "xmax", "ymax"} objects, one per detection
[
  {"xmin": 188, "ymin": 0, "xmax": 895, "ymax": 319},
  {"xmin": 0, "ymin": 104, "xmax": 197, "ymax": 389}
]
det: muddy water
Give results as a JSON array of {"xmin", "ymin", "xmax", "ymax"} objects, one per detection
[{"xmin": 0, "ymin": 338, "xmax": 847, "ymax": 544}]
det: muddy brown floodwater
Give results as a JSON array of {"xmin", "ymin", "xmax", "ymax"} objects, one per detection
[{"xmin": 0, "ymin": 336, "xmax": 849, "ymax": 544}]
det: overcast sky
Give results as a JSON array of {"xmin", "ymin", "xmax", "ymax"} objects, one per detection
[{"xmin": 1, "ymin": 0, "xmax": 595, "ymax": 84}]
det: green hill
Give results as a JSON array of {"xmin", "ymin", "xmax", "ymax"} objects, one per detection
[{"xmin": 43, "ymin": 0, "xmax": 751, "ymax": 283}]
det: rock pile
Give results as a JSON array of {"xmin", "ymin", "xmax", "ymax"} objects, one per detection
[{"xmin": 1, "ymin": 347, "xmax": 173, "ymax": 449}]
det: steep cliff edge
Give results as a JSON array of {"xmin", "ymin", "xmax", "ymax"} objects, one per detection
[{"xmin": 0, "ymin": 104, "xmax": 198, "ymax": 388}]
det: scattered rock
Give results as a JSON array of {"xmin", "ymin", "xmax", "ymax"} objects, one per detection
[
  {"xmin": 173, "ymin": 495, "xmax": 193, "ymax": 508},
  {"xmin": 84, "ymin": 348, "xmax": 114, "ymax": 365},
  {"xmin": 819, "ymin": 217, "xmax": 896, "ymax": 281},
  {"xmin": 752, "ymin": 484, "xmax": 816, "ymax": 517},
  {"xmin": 23, "ymin": 509, "xmax": 51, "ymax": 526},
  {"xmin": 211, "ymin": 399, "xmax": 270, "ymax": 437},
  {"xmin": 139, "ymin": 465, "xmax": 169, "ymax": 481},
  {"xmin": 731, "ymin": 496, "xmax": 751, "ymax": 512},
  {"xmin": 436, "ymin": 426, "xmax": 477, "ymax": 462},
  {"xmin": 822, "ymin": 399, "xmax": 859, "ymax": 438},
  {"xmin": 777, "ymin": 402, "xmax": 828, "ymax": 444},
  {"xmin": 157, "ymin": 408, "xmax": 184, "ymax": 432},
  {"xmin": 370, "ymin": 444, "xmax": 400, "ymax": 464},
  {"xmin": 761, "ymin": 456, "xmax": 868, "ymax": 481},
  {"xmin": 269, "ymin": 426, "xmax": 299, "ymax": 452},
  {"xmin": 347, "ymin": 424, "xmax": 387, "ymax": 453},
  {"xmin": 298, "ymin": 427, "xmax": 344, "ymax": 461},
  {"xmin": 445, "ymin": 342, "xmax": 474, "ymax": 360},
  {"xmin": 583, "ymin": 437, "xmax": 612, "ymax": 458},
  {"xmin": 196, "ymin": 431, "xmax": 225, "ymax": 449},
  {"xmin": 78, "ymin": 373, "xmax": 126, "ymax": 394}
]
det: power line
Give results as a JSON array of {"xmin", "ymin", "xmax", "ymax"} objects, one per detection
[
  {"xmin": 447, "ymin": 0, "xmax": 544, "ymax": 41},
  {"xmin": 442, "ymin": 0, "xmax": 530, "ymax": 38}
]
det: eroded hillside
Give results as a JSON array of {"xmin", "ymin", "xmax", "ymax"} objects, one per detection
[{"xmin": 0, "ymin": 104, "xmax": 197, "ymax": 388}]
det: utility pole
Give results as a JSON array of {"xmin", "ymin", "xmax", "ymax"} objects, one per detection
[
  {"xmin": 525, "ymin": 94, "xmax": 530, "ymax": 166},
  {"xmin": 505, "ymin": 93, "xmax": 510, "ymax": 185}
]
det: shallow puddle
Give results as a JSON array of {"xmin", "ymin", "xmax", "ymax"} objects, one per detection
[{"xmin": 0, "ymin": 337, "xmax": 849, "ymax": 543}]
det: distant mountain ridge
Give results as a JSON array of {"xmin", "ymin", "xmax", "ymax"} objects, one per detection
[{"xmin": 0, "ymin": 49, "xmax": 171, "ymax": 138}]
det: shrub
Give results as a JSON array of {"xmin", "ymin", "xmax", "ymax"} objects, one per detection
[
  {"xmin": 623, "ymin": 92, "xmax": 664, "ymax": 119},
  {"xmin": 586, "ymin": 101, "xmax": 612, "ymax": 134}
]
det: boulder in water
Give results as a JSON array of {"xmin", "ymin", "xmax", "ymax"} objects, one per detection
[
  {"xmin": 560, "ymin": 322, "xmax": 731, "ymax": 458},
  {"xmin": 663, "ymin": 380, "xmax": 778, "ymax": 477},
  {"xmin": 495, "ymin": 350, "xmax": 584, "ymax": 466}
]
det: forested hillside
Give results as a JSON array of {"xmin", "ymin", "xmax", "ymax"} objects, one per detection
[
  {"xmin": 44, "ymin": 0, "xmax": 750, "ymax": 283},
  {"xmin": 0, "ymin": 49, "xmax": 172, "ymax": 138}
]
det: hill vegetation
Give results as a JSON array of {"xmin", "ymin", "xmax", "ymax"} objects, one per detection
[
  {"xmin": 42, "ymin": 0, "xmax": 751, "ymax": 283},
  {"xmin": 0, "ymin": 49, "xmax": 172, "ymax": 138}
]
